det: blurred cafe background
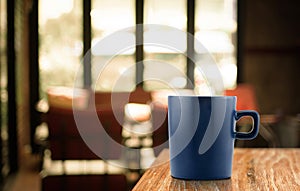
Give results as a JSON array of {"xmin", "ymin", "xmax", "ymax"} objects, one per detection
[{"xmin": 0, "ymin": 0, "xmax": 299, "ymax": 190}]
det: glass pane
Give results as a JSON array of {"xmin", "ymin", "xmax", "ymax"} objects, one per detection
[
  {"xmin": 91, "ymin": 0, "xmax": 135, "ymax": 92},
  {"xmin": 195, "ymin": 0, "xmax": 237, "ymax": 91},
  {"xmin": 144, "ymin": 0, "xmax": 187, "ymax": 90},
  {"xmin": 0, "ymin": 0, "xmax": 9, "ymax": 176},
  {"xmin": 144, "ymin": 0, "xmax": 186, "ymax": 30},
  {"xmin": 0, "ymin": 0, "xmax": 7, "ymax": 103},
  {"xmin": 39, "ymin": 0, "xmax": 82, "ymax": 98},
  {"xmin": 0, "ymin": 0, "xmax": 7, "ymax": 114}
]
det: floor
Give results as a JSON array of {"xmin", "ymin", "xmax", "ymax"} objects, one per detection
[{"xmin": 2, "ymin": 146, "xmax": 155, "ymax": 191}]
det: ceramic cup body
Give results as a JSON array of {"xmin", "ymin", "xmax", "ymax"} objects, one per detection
[{"xmin": 168, "ymin": 96, "xmax": 259, "ymax": 180}]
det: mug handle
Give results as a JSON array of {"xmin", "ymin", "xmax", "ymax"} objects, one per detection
[{"xmin": 234, "ymin": 110, "xmax": 260, "ymax": 140}]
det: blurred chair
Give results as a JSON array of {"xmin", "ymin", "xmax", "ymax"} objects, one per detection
[
  {"xmin": 43, "ymin": 86, "xmax": 128, "ymax": 191},
  {"xmin": 225, "ymin": 83, "xmax": 280, "ymax": 147}
]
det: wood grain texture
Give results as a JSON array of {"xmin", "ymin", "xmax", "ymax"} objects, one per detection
[{"xmin": 133, "ymin": 149, "xmax": 300, "ymax": 191}]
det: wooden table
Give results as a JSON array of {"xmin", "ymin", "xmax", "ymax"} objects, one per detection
[{"xmin": 133, "ymin": 148, "xmax": 300, "ymax": 190}]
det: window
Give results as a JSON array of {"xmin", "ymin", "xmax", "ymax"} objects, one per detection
[
  {"xmin": 91, "ymin": 0, "xmax": 135, "ymax": 91},
  {"xmin": 0, "ymin": 0, "xmax": 9, "ymax": 177},
  {"xmin": 39, "ymin": 0, "xmax": 82, "ymax": 97},
  {"xmin": 38, "ymin": 0, "xmax": 237, "ymax": 96},
  {"xmin": 0, "ymin": 0, "xmax": 7, "ymax": 123},
  {"xmin": 144, "ymin": 0, "xmax": 187, "ymax": 90},
  {"xmin": 195, "ymin": 0, "xmax": 237, "ymax": 94}
]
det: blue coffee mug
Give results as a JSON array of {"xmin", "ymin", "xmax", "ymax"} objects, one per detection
[{"xmin": 168, "ymin": 96, "xmax": 259, "ymax": 180}]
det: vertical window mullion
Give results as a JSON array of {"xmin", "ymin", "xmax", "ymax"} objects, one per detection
[
  {"xmin": 83, "ymin": 0, "xmax": 92, "ymax": 88},
  {"xmin": 187, "ymin": 0, "xmax": 195, "ymax": 89},
  {"xmin": 29, "ymin": 0, "xmax": 40, "ymax": 153},
  {"xmin": 135, "ymin": 0, "xmax": 144, "ymax": 87},
  {"xmin": 7, "ymin": 0, "xmax": 18, "ymax": 173},
  {"xmin": 237, "ymin": 0, "xmax": 244, "ymax": 83}
]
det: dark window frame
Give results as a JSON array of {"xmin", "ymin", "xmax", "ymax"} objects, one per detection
[{"xmin": 7, "ymin": 0, "xmax": 18, "ymax": 173}]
